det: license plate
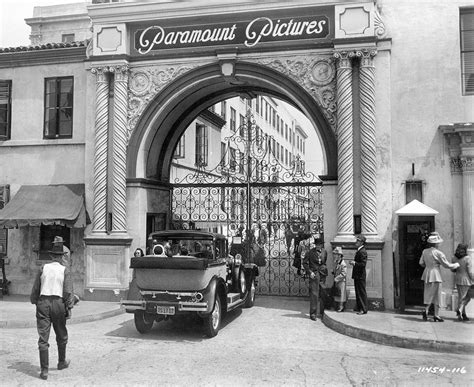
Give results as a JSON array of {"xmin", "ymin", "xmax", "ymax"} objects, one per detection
[{"xmin": 156, "ymin": 306, "xmax": 175, "ymax": 315}]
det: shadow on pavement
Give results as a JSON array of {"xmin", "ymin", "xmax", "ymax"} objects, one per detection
[
  {"xmin": 7, "ymin": 361, "xmax": 39, "ymax": 379},
  {"xmin": 104, "ymin": 308, "xmax": 243, "ymax": 341}
]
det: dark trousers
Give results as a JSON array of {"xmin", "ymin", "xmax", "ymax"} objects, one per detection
[
  {"xmin": 309, "ymin": 275, "xmax": 321, "ymax": 317},
  {"xmin": 36, "ymin": 296, "xmax": 68, "ymax": 351},
  {"xmin": 354, "ymin": 278, "xmax": 368, "ymax": 313}
]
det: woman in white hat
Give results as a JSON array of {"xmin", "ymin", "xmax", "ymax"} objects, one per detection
[
  {"xmin": 419, "ymin": 232, "xmax": 459, "ymax": 322},
  {"xmin": 332, "ymin": 246, "xmax": 347, "ymax": 312}
]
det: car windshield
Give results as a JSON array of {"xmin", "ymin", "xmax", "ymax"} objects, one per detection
[{"xmin": 150, "ymin": 237, "xmax": 214, "ymax": 258}]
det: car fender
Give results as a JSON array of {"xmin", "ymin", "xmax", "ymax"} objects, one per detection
[{"xmin": 199, "ymin": 275, "xmax": 227, "ymax": 316}]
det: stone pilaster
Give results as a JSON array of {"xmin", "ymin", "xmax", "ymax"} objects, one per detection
[
  {"xmin": 357, "ymin": 49, "xmax": 378, "ymax": 238},
  {"xmin": 333, "ymin": 51, "xmax": 355, "ymax": 241},
  {"xmin": 90, "ymin": 67, "xmax": 110, "ymax": 234},
  {"xmin": 111, "ymin": 65, "xmax": 129, "ymax": 234},
  {"xmin": 441, "ymin": 124, "xmax": 474, "ymax": 258}
]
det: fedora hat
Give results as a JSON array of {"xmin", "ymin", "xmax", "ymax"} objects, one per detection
[
  {"xmin": 52, "ymin": 236, "xmax": 64, "ymax": 244},
  {"xmin": 333, "ymin": 246, "xmax": 343, "ymax": 256},
  {"xmin": 427, "ymin": 232, "xmax": 443, "ymax": 244},
  {"xmin": 48, "ymin": 244, "xmax": 66, "ymax": 256}
]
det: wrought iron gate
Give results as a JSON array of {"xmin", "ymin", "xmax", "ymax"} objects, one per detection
[{"xmin": 171, "ymin": 114, "xmax": 323, "ymax": 296}]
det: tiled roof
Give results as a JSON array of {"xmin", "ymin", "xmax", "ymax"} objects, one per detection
[{"xmin": 0, "ymin": 40, "xmax": 88, "ymax": 53}]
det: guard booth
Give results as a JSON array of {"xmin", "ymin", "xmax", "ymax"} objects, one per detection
[{"xmin": 395, "ymin": 200, "xmax": 438, "ymax": 312}]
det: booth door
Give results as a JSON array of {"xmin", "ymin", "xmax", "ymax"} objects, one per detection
[{"xmin": 399, "ymin": 217, "xmax": 434, "ymax": 309}]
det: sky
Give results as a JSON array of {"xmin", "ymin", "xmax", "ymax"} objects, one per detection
[{"xmin": 0, "ymin": 0, "xmax": 84, "ymax": 48}]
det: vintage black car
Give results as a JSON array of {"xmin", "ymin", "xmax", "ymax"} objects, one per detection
[{"xmin": 121, "ymin": 230, "xmax": 258, "ymax": 337}]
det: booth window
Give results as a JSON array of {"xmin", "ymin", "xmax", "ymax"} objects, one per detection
[
  {"xmin": 460, "ymin": 8, "xmax": 474, "ymax": 95},
  {"xmin": 0, "ymin": 80, "xmax": 12, "ymax": 141},
  {"xmin": 44, "ymin": 76, "xmax": 74, "ymax": 139},
  {"xmin": 39, "ymin": 225, "xmax": 70, "ymax": 260},
  {"xmin": 406, "ymin": 180, "xmax": 423, "ymax": 203}
]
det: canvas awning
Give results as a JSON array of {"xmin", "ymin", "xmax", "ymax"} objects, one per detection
[
  {"xmin": 395, "ymin": 199, "xmax": 439, "ymax": 216},
  {"xmin": 0, "ymin": 184, "xmax": 89, "ymax": 228}
]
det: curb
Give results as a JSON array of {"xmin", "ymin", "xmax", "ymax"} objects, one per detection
[
  {"xmin": 0, "ymin": 308, "xmax": 125, "ymax": 329},
  {"xmin": 322, "ymin": 312, "xmax": 474, "ymax": 355}
]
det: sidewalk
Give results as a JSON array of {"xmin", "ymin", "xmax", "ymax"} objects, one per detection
[
  {"xmin": 0, "ymin": 295, "xmax": 123, "ymax": 328},
  {"xmin": 0, "ymin": 294, "xmax": 472, "ymax": 354}
]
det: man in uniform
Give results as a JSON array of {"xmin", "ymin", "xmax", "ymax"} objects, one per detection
[{"xmin": 30, "ymin": 244, "xmax": 75, "ymax": 380}]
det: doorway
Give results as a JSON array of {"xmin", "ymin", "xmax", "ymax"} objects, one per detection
[{"xmin": 398, "ymin": 216, "xmax": 434, "ymax": 310}]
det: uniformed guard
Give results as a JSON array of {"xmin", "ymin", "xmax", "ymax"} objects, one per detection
[{"xmin": 30, "ymin": 244, "xmax": 75, "ymax": 380}]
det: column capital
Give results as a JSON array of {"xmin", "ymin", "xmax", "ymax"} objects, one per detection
[
  {"xmin": 333, "ymin": 50, "xmax": 356, "ymax": 67},
  {"xmin": 440, "ymin": 123, "xmax": 474, "ymax": 169},
  {"xmin": 355, "ymin": 48, "xmax": 377, "ymax": 66},
  {"xmin": 110, "ymin": 64, "xmax": 130, "ymax": 82}
]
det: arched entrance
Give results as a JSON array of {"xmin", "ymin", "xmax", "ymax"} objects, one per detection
[
  {"xmin": 127, "ymin": 61, "xmax": 337, "ymax": 181},
  {"xmin": 126, "ymin": 61, "xmax": 337, "ymax": 296}
]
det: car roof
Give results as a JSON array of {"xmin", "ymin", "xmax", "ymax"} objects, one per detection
[{"xmin": 149, "ymin": 230, "xmax": 227, "ymax": 240}]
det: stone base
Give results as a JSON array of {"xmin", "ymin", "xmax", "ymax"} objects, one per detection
[{"xmin": 343, "ymin": 298, "xmax": 385, "ymax": 311}]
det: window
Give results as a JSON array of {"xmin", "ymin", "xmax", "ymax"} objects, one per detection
[
  {"xmin": 460, "ymin": 8, "xmax": 474, "ymax": 94},
  {"xmin": 0, "ymin": 185, "xmax": 9, "ymax": 257},
  {"xmin": 230, "ymin": 148, "xmax": 236, "ymax": 171},
  {"xmin": 61, "ymin": 34, "xmax": 75, "ymax": 43},
  {"xmin": 276, "ymin": 115, "xmax": 280, "ymax": 133},
  {"xmin": 220, "ymin": 101, "xmax": 226, "ymax": 120},
  {"xmin": 195, "ymin": 124, "xmax": 208, "ymax": 166},
  {"xmin": 39, "ymin": 225, "xmax": 70, "ymax": 260},
  {"xmin": 230, "ymin": 107, "xmax": 236, "ymax": 132},
  {"xmin": 255, "ymin": 97, "xmax": 260, "ymax": 114},
  {"xmin": 239, "ymin": 151, "xmax": 245, "ymax": 174},
  {"xmin": 239, "ymin": 114, "xmax": 245, "ymax": 137},
  {"xmin": 174, "ymin": 136, "xmax": 185, "ymax": 159},
  {"xmin": 0, "ymin": 80, "xmax": 12, "ymax": 141},
  {"xmin": 220, "ymin": 142, "xmax": 226, "ymax": 167},
  {"xmin": 44, "ymin": 77, "xmax": 73, "ymax": 139},
  {"xmin": 406, "ymin": 180, "xmax": 423, "ymax": 203}
]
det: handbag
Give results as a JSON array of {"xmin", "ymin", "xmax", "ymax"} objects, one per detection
[{"xmin": 331, "ymin": 283, "xmax": 341, "ymax": 297}]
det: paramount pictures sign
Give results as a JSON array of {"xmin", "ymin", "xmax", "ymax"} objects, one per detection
[{"xmin": 132, "ymin": 7, "xmax": 333, "ymax": 55}]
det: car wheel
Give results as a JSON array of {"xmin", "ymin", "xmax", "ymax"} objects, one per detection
[
  {"xmin": 204, "ymin": 295, "xmax": 221, "ymax": 337},
  {"xmin": 238, "ymin": 268, "xmax": 247, "ymax": 297},
  {"xmin": 134, "ymin": 310, "xmax": 154, "ymax": 334},
  {"xmin": 244, "ymin": 276, "xmax": 256, "ymax": 308}
]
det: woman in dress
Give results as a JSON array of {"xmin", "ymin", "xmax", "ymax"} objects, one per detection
[
  {"xmin": 419, "ymin": 232, "xmax": 459, "ymax": 322},
  {"xmin": 332, "ymin": 246, "xmax": 347, "ymax": 312},
  {"xmin": 452, "ymin": 243, "xmax": 473, "ymax": 321}
]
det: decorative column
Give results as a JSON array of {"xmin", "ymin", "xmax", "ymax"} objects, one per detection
[
  {"xmin": 111, "ymin": 65, "xmax": 130, "ymax": 234},
  {"xmin": 441, "ymin": 124, "xmax": 474, "ymax": 258},
  {"xmin": 357, "ymin": 48, "xmax": 378, "ymax": 238},
  {"xmin": 334, "ymin": 51, "xmax": 355, "ymax": 241},
  {"xmin": 90, "ymin": 67, "xmax": 110, "ymax": 234}
]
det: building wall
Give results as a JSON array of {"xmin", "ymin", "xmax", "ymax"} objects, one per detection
[
  {"xmin": 383, "ymin": 0, "xmax": 474, "ymax": 297},
  {"xmin": 0, "ymin": 61, "xmax": 89, "ymax": 295}
]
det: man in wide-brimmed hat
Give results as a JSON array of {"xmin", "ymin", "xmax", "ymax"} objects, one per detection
[
  {"xmin": 349, "ymin": 235, "xmax": 368, "ymax": 315},
  {"xmin": 30, "ymin": 244, "xmax": 75, "ymax": 380},
  {"xmin": 52, "ymin": 236, "xmax": 70, "ymax": 267}
]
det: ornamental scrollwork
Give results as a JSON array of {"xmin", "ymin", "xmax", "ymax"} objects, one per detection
[
  {"xmin": 249, "ymin": 55, "xmax": 337, "ymax": 131},
  {"xmin": 374, "ymin": 6, "xmax": 387, "ymax": 39},
  {"xmin": 127, "ymin": 64, "xmax": 200, "ymax": 139}
]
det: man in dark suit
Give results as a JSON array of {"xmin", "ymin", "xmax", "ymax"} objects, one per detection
[
  {"xmin": 349, "ymin": 235, "xmax": 368, "ymax": 315},
  {"xmin": 303, "ymin": 237, "xmax": 328, "ymax": 321}
]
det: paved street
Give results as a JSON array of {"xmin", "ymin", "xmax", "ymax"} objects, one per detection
[{"xmin": 1, "ymin": 297, "xmax": 472, "ymax": 386}]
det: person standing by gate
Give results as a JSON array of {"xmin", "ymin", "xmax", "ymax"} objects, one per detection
[
  {"xmin": 349, "ymin": 235, "xmax": 368, "ymax": 315},
  {"xmin": 303, "ymin": 237, "xmax": 328, "ymax": 321},
  {"xmin": 30, "ymin": 244, "xmax": 75, "ymax": 380}
]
